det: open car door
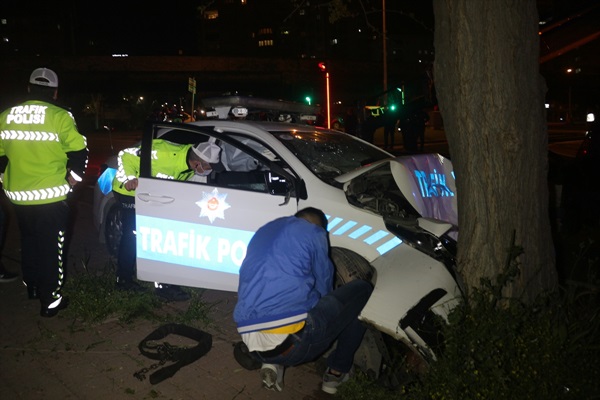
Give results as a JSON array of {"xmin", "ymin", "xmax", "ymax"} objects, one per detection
[{"xmin": 134, "ymin": 122, "xmax": 299, "ymax": 292}]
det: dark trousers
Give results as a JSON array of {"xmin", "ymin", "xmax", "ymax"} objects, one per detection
[
  {"xmin": 114, "ymin": 192, "xmax": 136, "ymax": 281},
  {"xmin": 13, "ymin": 201, "xmax": 69, "ymax": 305},
  {"xmin": 384, "ymin": 125, "xmax": 395, "ymax": 148},
  {"xmin": 416, "ymin": 127, "xmax": 426, "ymax": 151},
  {"xmin": 0, "ymin": 202, "xmax": 5, "ymax": 259},
  {"xmin": 254, "ymin": 279, "xmax": 373, "ymax": 373},
  {"xmin": 403, "ymin": 128, "xmax": 418, "ymax": 153}
]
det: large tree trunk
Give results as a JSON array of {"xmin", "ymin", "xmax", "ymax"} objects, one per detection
[{"xmin": 432, "ymin": 0, "xmax": 557, "ymax": 302}]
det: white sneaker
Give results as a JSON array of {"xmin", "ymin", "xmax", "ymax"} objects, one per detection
[
  {"xmin": 321, "ymin": 368, "xmax": 351, "ymax": 394},
  {"xmin": 260, "ymin": 363, "xmax": 284, "ymax": 391}
]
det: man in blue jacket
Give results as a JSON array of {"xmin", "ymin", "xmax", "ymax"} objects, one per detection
[{"xmin": 233, "ymin": 207, "xmax": 373, "ymax": 395}]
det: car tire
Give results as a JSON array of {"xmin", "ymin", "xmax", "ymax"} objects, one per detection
[
  {"xmin": 330, "ymin": 248, "xmax": 425, "ymax": 386},
  {"xmin": 330, "ymin": 247, "xmax": 374, "ymax": 287},
  {"xmin": 104, "ymin": 203, "xmax": 123, "ymax": 258}
]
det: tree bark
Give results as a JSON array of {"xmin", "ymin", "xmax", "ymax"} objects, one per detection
[{"xmin": 432, "ymin": 0, "xmax": 557, "ymax": 301}]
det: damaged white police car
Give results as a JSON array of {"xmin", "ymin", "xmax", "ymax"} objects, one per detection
[{"xmin": 93, "ymin": 118, "xmax": 463, "ymax": 377}]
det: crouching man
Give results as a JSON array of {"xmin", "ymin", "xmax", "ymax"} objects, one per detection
[{"xmin": 233, "ymin": 207, "xmax": 373, "ymax": 394}]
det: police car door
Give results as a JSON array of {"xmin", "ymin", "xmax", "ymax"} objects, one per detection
[{"xmin": 134, "ymin": 123, "xmax": 298, "ymax": 292}]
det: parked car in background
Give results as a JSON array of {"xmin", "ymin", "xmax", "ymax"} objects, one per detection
[
  {"xmin": 197, "ymin": 94, "xmax": 318, "ymax": 124},
  {"xmin": 93, "ymin": 106, "xmax": 463, "ymax": 380},
  {"xmin": 331, "ymin": 116, "xmax": 344, "ymax": 130}
]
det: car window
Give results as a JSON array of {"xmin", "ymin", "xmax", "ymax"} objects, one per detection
[
  {"xmin": 270, "ymin": 128, "xmax": 391, "ymax": 185},
  {"xmin": 147, "ymin": 126, "xmax": 292, "ymax": 195},
  {"xmin": 157, "ymin": 127, "xmax": 207, "ymax": 145}
]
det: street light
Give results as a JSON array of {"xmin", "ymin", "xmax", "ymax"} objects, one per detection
[
  {"xmin": 318, "ymin": 62, "xmax": 331, "ymax": 129},
  {"xmin": 566, "ymin": 68, "xmax": 574, "ymax": 123},
  {"xmin": 382, "ymin": 0, "xmax": 388, "ymax": 104}
]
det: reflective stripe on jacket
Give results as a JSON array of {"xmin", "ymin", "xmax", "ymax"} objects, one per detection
[{"xmin": 0, "ymin": 100, "xmax": 88, "ymax": 205}]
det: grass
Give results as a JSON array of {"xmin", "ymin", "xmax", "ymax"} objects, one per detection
[{"xmin": 62, "ymin": 259, "xmax": 213, "ymax": 328}]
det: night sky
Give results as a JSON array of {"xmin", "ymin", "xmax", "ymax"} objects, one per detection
[{"xmin": 2, "ymin": 0, "xmax": 596, "ymax": 56}]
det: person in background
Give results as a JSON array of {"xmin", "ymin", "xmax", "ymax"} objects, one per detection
[
  {"xmin": 401, "ymin": 106, "xmax": 429, "ymax": 153},
  {"xmin": 233, "ymin": 207, "xmax": 373, "ymax": 395},
  {"xmin": 0, "ymin": 156, "xmax": 18, "ymax": 282},
  {"xmin": 344, "ymin": 107, "xmax": 358, "ymax": 137},
  {"xmin": 111, "ymin": 139, "xmax": 221, "ymax": 301},
  {"xmin": 415, "ymin": 108, "xmax": 430, "ymax": 152},
  {"xmin": 315, "ymin": 108, "xmax": 326, "ymax": 128},
  {"xmin": 383, "ymin": 107, "xmax": 398, "ymax": 150},
  {"xmin": 0, "ymin": 197, "xmax": 19, "ymax": 283},
  {"xmin": 360, "ymin": 114, "xmax": 378, "ymax": 143},
  {"xmin": 0, "ymin": 67, "xmax": 88, "ymax": 317}
]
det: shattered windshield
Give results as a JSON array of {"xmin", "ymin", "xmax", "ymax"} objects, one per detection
[{"xmin": 270, "ymin": 129, "xmax": 392, "ymax": 184}]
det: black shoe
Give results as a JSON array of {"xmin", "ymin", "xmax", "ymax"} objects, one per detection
[
  {"xmin": 234, "ymin": 341, "xmax": 262, "ymax": 370},
  {"xmin": 0, "ymin": 270, "xmax": 19, "ymax": 283},
  {"xmin": 40, "ymin": 296, "xmax": 69, "ymax": 318},
  {"xmin": 27, "ymin": 285, "xmax": 40, "ymax": 300},
  {"xmin": 155, "ymin": 284, "xmax": 190, "ymax": 302},
  {"xmin": 116, "ymin": 279, "xmax": 147, "ymax": 293}
]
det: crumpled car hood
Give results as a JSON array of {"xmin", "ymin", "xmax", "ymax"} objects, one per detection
[{"xmin": 335, "ymin": 153, "xmax": 458, "ymax": 228}]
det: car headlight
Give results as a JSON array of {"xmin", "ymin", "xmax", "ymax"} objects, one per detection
[
  {"xmin": 231, "ymin": 106, "xmax": 248, "ymax": 118},
  {"xmin": 386, "ymin": 220, "xmax": 463, "ymax": 292}
]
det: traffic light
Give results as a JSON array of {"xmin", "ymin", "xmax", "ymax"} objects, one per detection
[
  {"xmin": 305, "ymin": 96, "xmax": 312, "ymax": 105},
  {"xmin": 397, "ymin": 87, "xmax": 405, "ymax": 105},
  {"xmin": 318, "ymin": 62, "xmax": 327, "ymax": 72}
]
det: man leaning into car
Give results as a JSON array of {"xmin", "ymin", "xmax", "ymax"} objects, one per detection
[{"xmin": 111, "ymin": 139, "xmax": 221, "ymax": 301}]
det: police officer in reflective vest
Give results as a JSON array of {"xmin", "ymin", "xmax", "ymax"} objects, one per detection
[
  {"xmin": 111, "ymin": 139, "xmax": 221, "ymax": 301},
  {"xmin": 0, "ymin": 67, "xmax": 89, "ymax": 317}
]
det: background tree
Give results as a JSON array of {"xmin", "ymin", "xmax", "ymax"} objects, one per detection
[
  {"xmin": 82, "ymin": 94, "xmax": 104, "ymax": 131},
  {"xmin": 433, "ymin": 0, "xmax": 557, "ymax": 301}
]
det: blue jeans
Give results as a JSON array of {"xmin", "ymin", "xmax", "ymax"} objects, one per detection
[{"xmin": 254, "ymin": 279, "xmax": 373, "ymax": 374}]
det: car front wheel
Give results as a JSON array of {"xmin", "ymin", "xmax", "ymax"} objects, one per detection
[{"xmin": 330, "ymin": 247, "xmax": 374, "ymax": 287}]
